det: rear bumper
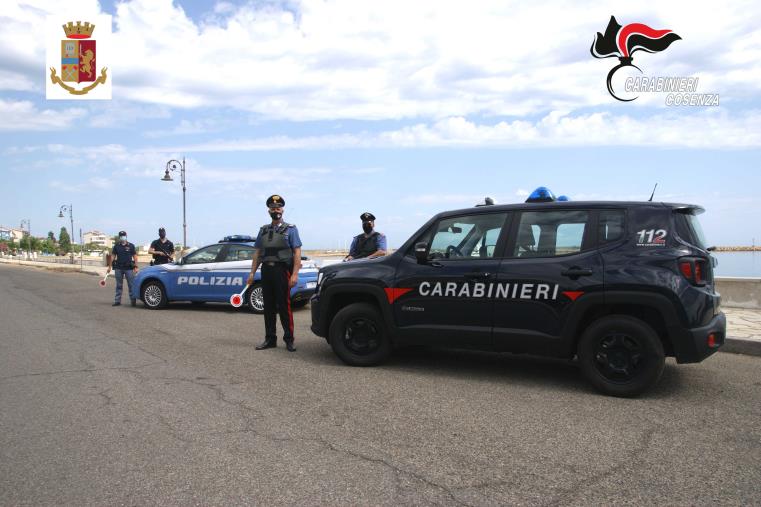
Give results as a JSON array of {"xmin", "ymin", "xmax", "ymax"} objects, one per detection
[{"xmin": 675, "ymin": 311, "xmax": 726, "ymax": 364}]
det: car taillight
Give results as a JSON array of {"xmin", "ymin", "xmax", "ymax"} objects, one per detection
[{"xmin": 678, "ymin": 257, "xmax": 707, "ymax": 286}]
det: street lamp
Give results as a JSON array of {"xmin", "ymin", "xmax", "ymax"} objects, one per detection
[
  {"xmin": 58, "ymin": 204, "xmax": 75, "ymax": 264},
  {"xmin": 161, "ymin": 157, "xmax": 187, "ymax": 253},
  {"xmin": 20, "ymin": 219, "xmax": 30, "ymax": 259}
]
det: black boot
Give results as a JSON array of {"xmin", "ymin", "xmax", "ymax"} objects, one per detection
[
  {"xmin": 255, "ymin": 339, "xmax": 277, "ymax": 350},
  {"xmin": 285, "ymin": 340, "xmax": 297, "ymax": 352}
]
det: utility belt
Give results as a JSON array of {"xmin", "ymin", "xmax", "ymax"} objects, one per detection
[
  {"xmin": 113, "ymin": 264, "xmax": 135, "ymax": 270},
  {"xmin": 262, "ymin": 260, "xmax": 290, "ymax": 268}
]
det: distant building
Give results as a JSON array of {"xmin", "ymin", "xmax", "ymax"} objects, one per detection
[
  {"xmin": 83, "ymin": 230, "xmax": 112, "ymax": 249},
  {"xmin": 0, "ymin": 225, "xmax": 25, "ymax": 242}
]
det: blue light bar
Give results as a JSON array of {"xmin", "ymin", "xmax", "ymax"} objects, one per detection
[
  {"xmin": 526, "ymin": 186, "xmax": 556, "ymax": 203},
  {"xmin": 556, "ymin": 195, "xmax": 570, "ymax": 201}
]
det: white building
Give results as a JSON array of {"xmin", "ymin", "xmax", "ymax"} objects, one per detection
[
  {"xmin": 83, "ymin": 230, "xmax": 112, "ymax": 249},
  {"xmin": 0, "ymin": 225, "xmax": 25, "ymax": 242}
]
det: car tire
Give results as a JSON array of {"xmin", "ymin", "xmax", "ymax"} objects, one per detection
[
  {"xmin": 141, "ymin": 280, "xmax": 168, "ymax": 310},
  {"xmin": 247, "ymin": 283, "xmax": 264, "ymax": 314},
  {"xmin": 329, "ymin": 303, "xmax": 391, "ymax": 366},
  {"xmin": 577, "ymin": 315, "xmax": 665, "ymax": 397},
  {"xmin": 292, "ymin": 299, "xmax": 309, "ymax": 309}
]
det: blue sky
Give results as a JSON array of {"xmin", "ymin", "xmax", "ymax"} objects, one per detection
[{"xmin": 2, "ymin": 0, "xmax": 760, "ymax": 248}]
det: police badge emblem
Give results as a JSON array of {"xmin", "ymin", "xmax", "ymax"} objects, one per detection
[{"xmin": 46, "ymin": 15, "xmax": 112, "ymax": 99}]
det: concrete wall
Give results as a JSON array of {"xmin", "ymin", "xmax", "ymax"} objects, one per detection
[{"xmin": 716, "ymin": 277, "xmax": 761, "ymax": 309}]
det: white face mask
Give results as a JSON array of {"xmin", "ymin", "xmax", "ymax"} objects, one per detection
[{"xmin": 119, "ymin": 236, "xmax": 127, "ymax": 242}]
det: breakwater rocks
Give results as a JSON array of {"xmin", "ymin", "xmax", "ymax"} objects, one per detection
[{"xmin": 714, "ymin": 247, "xmax": 761, "ymax": 252}]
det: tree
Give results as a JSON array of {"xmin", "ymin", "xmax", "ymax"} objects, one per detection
[
  {"xmin": 41, "ymin": 238, "xmax": 56, "ymax": 254},
  {"xmin": 48, "ymin": 231, "xmax": 57, "ymax": 243},
  {"xmin": 59, "ymin": 227, "xmax": 71, "ymax": 253}
]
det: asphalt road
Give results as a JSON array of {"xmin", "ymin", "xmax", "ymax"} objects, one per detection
[{"xmin": 1, "ymin": 264, "xmax": 759, "ymax": 506}]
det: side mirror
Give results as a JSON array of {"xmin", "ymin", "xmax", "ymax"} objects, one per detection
[{"xmin": 414, "ymin": 242, "xmax": 428, "ymax": 264}]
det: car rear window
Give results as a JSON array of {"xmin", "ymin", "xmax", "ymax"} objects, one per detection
[{"xmin": 675, "ymin": 210, "xmax": 708, "ymax": 249}]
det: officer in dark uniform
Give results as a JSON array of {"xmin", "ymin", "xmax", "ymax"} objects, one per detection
[
  {"xmin": 344, "ymin": 212, "xmax": 387, "ymax": 261},
  {"xmin": 247, "ymin": 195, "xmax": 302, "ymax": 352},
  {"xmin": 148, "ymin": 227, "xmax": 174, "ymax": 265},
  {"xmin": 106, "ymin": 230, "xmax": 138, "ymax": 307}
]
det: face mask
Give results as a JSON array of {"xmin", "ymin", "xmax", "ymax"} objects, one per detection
[
  {"xmin": 362, "ymin": 222, "xmax": 373, "ymax": 234},
  {"xmin": 269, "ymin": 211, "xmax": 282, "ymax": 221},
  {"xmin": 119, "ymin": 235, "xmax": 127, "ymax": 242},
  {"xmin": 159, "ymin": 232, "xmax": 166, "ymax": 239}
]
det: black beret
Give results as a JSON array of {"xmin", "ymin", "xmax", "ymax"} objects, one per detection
[
  {"xmin": 266, "ymin": 194, "xmax": 285, "ymax": 208},
  {"xmin": 360, "ymin": 212, "xmax": 376, "ymax": 221}
]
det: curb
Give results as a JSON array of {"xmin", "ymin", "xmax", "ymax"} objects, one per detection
[{"xmin": 722, "ymin": 337, "xmax": 761, "ymax": 358}]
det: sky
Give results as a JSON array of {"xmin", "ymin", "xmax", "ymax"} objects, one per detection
[{"xmin": 1, "ymin": 0, "xmax": 760, "ymax": 249}]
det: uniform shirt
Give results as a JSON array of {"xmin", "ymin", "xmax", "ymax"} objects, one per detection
[
  {"xmin": 254, "ymin": 222, "xmax": 303, "ymax": 250},
  {"xmin": 349, "ymin": 232, "xmax": 387, "ymax": 257},
  {"xmin": 111, "ymin": 242, "xmax": 137, "ymax": 269},
  {"xmin": 150, "ymin": 238, "xmax": 175, "ymax": 264}
]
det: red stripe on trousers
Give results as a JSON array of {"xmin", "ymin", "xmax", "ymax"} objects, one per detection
[{"xmin": 284, "ymin": 270, "xmax": 294, "ymax": 338}]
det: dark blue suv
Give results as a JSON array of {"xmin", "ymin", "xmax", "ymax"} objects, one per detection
[{"xmin": 311, "ymin": 194, "xmax": 725, "ymax": 396}]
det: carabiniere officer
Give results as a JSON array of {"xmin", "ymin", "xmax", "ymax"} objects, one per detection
[
  {"xmin": 247, "ymin": 194, "xmax": 302, "ymax": 352},
  {"xmin": 344, "ymin": 212, "xmax": 387, "ymax": 261}
]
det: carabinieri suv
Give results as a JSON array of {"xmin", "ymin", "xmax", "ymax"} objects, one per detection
[{"xmin": 310, "ymin": 188, "xmax": 725, "ymax": 397}]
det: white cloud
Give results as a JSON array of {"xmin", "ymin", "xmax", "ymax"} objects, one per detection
[
  {"xmin": 144, "ymin": 109, "xmax": 761, "ymax": 150},
  {"xmin": 0, "ymin": 99, "xmax": 87, "ymax": 130},
  {"xmin": 5, "ymin": 0, "xmax": 761, "ymax": 120}
]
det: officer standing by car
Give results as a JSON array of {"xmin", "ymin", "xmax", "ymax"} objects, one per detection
[
  {"xmin": 247, "ymin": 195, "xmax": 302, "ymax": 352},
  {"xmin": 148, "ymin": 227, "xmax": 174, "ymax": 265},
  {"xmin": 106, "ymin": 230, "xmax": 138, "ymax": 307},
  {"xmin": 344, "ymin": 212, "xmax": 387, "ymax": 261}
]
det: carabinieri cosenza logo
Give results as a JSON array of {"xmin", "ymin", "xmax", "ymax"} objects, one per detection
[{"xmin": 590, "ymin": 16, "xmax": 681, "ymax": 102}]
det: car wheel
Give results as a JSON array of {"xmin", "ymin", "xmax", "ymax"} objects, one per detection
[
  {"xmin": 577, "ymin": 315, "xmax": 665, "ymax": 397},
  {"xmin": 291, "ymin": 299, "xmax": 309, "ymax": 309},
  {"xmin": 141, "ymin": 281, "xmax": 167, "ymax": 310},
  {"xmin": 247, "ymin": 283, "xmax": 264, "ymax": 314},
  {"xmin": 329, "ymin": 303, "xmax": 391, "ymax": 366}
]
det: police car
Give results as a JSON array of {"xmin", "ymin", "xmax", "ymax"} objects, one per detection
[
  {"xmin": 311, "ymin": 188, "xmax": 725, "ymax": 397},
  {"xmin": 134, "ymin": 235, "xmax": 318, "ymax": 313}
]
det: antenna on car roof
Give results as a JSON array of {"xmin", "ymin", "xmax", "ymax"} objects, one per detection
[{"xmin": 648, "ymin": 183, "xmax": 658, "ymax": 202}]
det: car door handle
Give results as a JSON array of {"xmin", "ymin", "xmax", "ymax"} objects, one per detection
[
  {"xmin": 561, "ymin": 267, "xmax": 593, "ymax": 278},
  {"xmin": 464, "ymin": 271, "xmax": 493, "ymax": 280}
]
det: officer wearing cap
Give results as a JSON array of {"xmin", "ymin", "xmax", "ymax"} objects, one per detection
[
  {"xmin": 247, "ymin": 194, "xmax": 302, "ymax": 352},
  {"xmin": 344, "ymin": 212, "xmax": 387, "ymax": 261},
  {"xmin": 148, "ymin": 227, "xmax": 174, "ymax": 266},
  {"xmin": 106, "ymin": 230, "xmax": 138, "ymax": 307}
]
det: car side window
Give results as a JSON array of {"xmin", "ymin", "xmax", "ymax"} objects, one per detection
[
  {"xmin": 513, "ymin": 210, "xmax": 589, "ymax": 257},
  {"xmin": 428, "ymin": 213, "xmax": 507, "ymax": 260},
  {"xmin": 223, "ymin": 245, "xmax": 255, "ymax": 262},
  {"xmin": 599, "ymin": 209, "xmax": 626, "ymax": 244},
  {"xmin": 183, "ymin": 244, "xmax": 223, "ymax": 265}
]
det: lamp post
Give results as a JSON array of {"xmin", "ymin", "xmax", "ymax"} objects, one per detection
[
  {"xmin": 20, "ymin": 219, "xmax": 30, "ymax": 259},
  {"xmin": 161, "ymin": 157, "xmax": 187, "ymax": 253},
  {"xmin": 58, "ymin": 204, "xmax": 75, "ymax": 264}
]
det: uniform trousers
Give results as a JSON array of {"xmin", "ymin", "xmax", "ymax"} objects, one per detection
[{"xmin": 261, "ymin": 263, "xmax": 294, "ymax": 343}]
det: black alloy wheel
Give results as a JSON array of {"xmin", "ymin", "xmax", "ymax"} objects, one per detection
[
  {"xmin": 578, "ymin": 315, "xmax": 665, "ymax": 397},
  {"xmin": 329, "ymin": 303, "xmax": 391, "ymax": 366}
]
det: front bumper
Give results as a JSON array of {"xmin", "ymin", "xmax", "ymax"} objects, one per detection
[
  {"xmin": 310, "ymin": 293, "xmax": 324, "ymax": 337},
  {"xmin": 674, "ymin": 311, "xmax": 726, "ymax": 364},
  {"xmin": 291, "ymin": 288, "xmax": 315, "ymax": 303}
]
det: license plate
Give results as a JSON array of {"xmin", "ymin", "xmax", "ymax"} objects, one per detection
[{"xmin": 306, "ymin": 281, "xmax": 317, "ymax": 289}]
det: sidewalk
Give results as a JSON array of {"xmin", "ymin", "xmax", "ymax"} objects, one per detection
[{"xmin": 723, "ymin": 307, "xmax": 761, "ymax": 357}]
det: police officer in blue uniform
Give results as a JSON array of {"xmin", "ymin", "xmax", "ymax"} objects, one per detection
[
  {"xmin": 344, "ymin": 212, "xmax": 387, "ymax": 261},
  {"xmin": 106, "ymin": 230, "xmax": 138, "ymax": 307},
  {"xmin": 247, "ymin": 195, "xmax": 302, "ymax": 352}
]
